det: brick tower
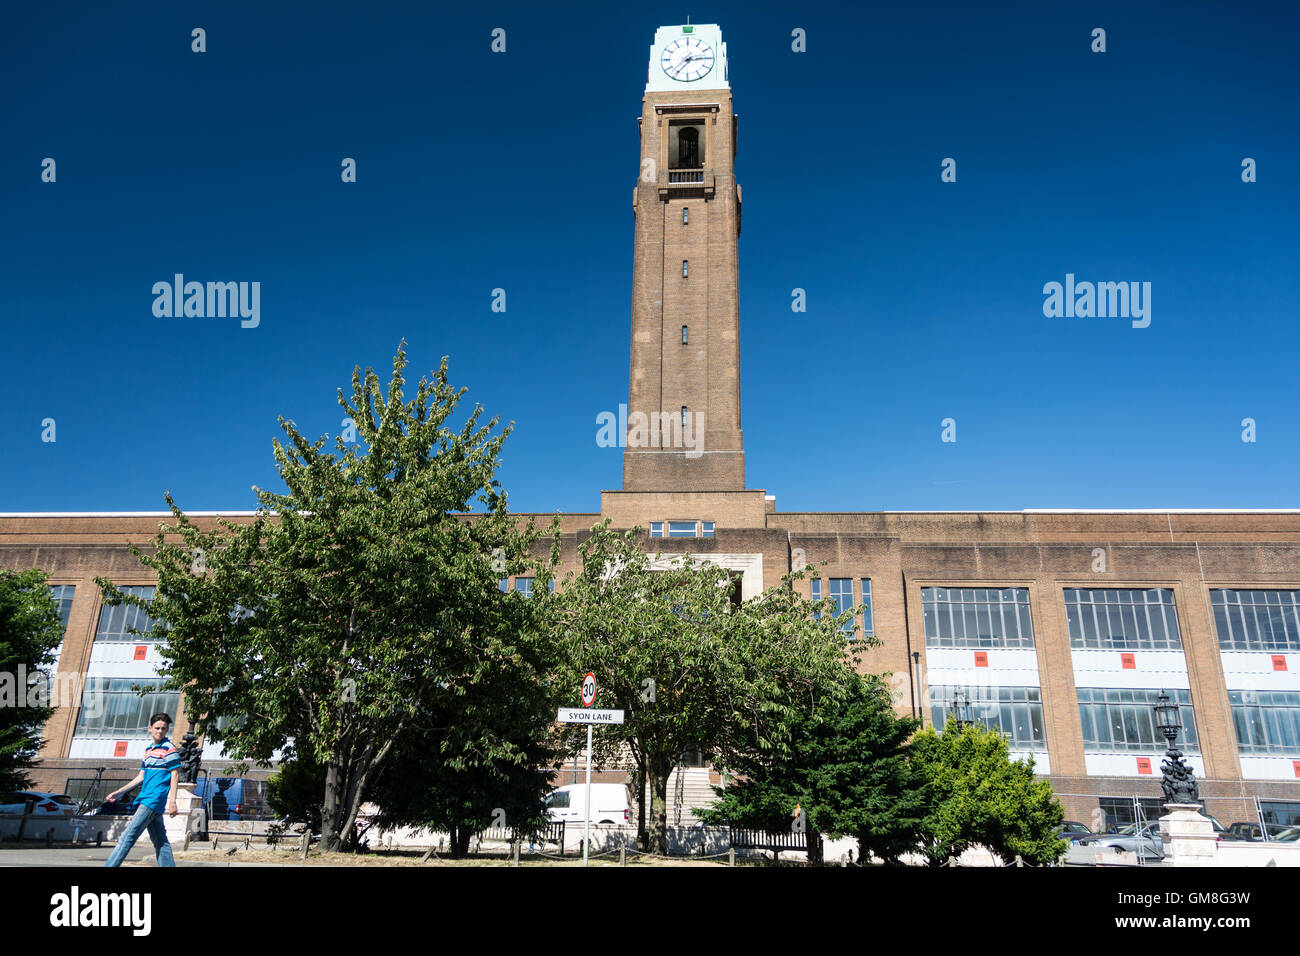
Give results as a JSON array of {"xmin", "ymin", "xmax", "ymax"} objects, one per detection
[{"xmin": 622, "ymin": 24, "xmax": 745, "ymax": 493}]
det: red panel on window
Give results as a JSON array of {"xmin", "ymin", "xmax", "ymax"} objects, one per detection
[
  {"xmin": 114, "ymin": 741, "xmax": 128, "ymax": 757},
  {"xmin": 1273, "ymin": 655, "xmax": 1288, "ymax": 672},
  {"xmin": 1121, "ymin": 653, "xmax": 1136, "ymax": 669},
  {"xmin": 133, "ymin": 645, "xmax": 148, "ymax": 661},
  {"xmin": 1136, "ymin": 757, "xmax": 1152, "ymax": 774},
  {"xmin": 1292, "ymin": 760, "xmax": 1300, "ymax": 778},
  {"xmin": 973, "ymin": 651, "xmax": 988, "ymax": 668}
]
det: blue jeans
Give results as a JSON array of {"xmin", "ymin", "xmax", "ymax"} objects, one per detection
[{"xmin": 105, "ymin": 804, "xmax": 175, "ymax": 867}]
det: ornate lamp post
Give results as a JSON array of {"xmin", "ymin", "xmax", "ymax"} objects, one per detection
[
  {"xmin": 951, "ymin": 688, "xmax": 975, "ymax": 731},
  {"xmin": 1153, "ymin": 690, "xmax": 1199, "ymax": 805}
]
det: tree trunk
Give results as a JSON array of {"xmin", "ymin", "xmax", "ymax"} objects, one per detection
[
  {"xmin": 647, "ymin": 758, "xmax": 671, "ymax": 856},
  {"xmin": 631, "ymin": 761, "xmax": 647, "ymax": 851},
  {"xmin": 320, "ymin": 759, "xmax": 345, "ymax": 852},
  {"xmin": 449, "ymin": 824, "xmax": 472, "ymax": 858},
  {"xmin": 806, "ymin": 828, "xmax": 824, "ymax": 866}
]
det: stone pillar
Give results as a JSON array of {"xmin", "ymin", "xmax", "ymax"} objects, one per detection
[
  {"xmin": 1159, "ymin": 804, "xmax": 1218, "ymax": 867},
  {"xmin": 164, "ymin": 783, "xmax": 200, "ymax": 845}
]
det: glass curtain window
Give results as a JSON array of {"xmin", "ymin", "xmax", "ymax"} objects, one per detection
[
  {"xmin": 50, "ymin": 585, "xmax": 75, "ymax": 631},
  {"xmin": 1211, "ymin": 590, "xmax": 1300, "ymax": 652},
  {"xmin": 73, "ymin": 679, "xmax": 181, "ymax": 737},
  {"xmin": 1077, "ymin": 687, "xmax": 1200, "ymax": 752},
  {"xmin": 1228, "ymin": 691, "xmax": 1300, "ymax": 755},
  {"xmin": 93, "ymin": 586, "xmax": 158, "ymax": 642},
  {"xmin": 1064, "ymin": 588, "xmax": 1182, "ymax": 650},
  {"xmin": 928, "ymin": 684, "xmax": 1047, "ymax": 750},
  {"xmin": 921, "ymin": 587, "xmax": 1035, "ymax": 648},
  {"xmin": 1260, "ymin": 801, "xmax": 1300, "ymax": 828}
]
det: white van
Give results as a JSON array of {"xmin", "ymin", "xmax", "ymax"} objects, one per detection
[{"xmin": 544, "ymin": 783, "xmax": 629, "ymax": 825}]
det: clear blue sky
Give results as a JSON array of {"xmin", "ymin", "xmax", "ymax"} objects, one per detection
[{"xmin": 4, "ymin": 2, "xmax": 1298, "ymax": 515}]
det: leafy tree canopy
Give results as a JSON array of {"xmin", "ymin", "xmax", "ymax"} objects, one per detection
[
  {"xmin": 0, "ymin": 569, "xmax": 64, "ymax": 792},
  {"xmin": 102, "ymin": 344, "xmax": 557, "ymax": 851},
  {"xmin": 912, "ymin": 721, "xmax": 1067, "ymax": 866},
  {"xmin": 554, "ymin": 525, "xmax": 861, "ymax": 854},
  {"xmin": 699, "ymin": 670, "xmax": 927, "ymax": 865}
]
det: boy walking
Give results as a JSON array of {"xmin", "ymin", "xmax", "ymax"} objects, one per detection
[{"xmin": 104, "ymin": 713, "xmax": 182, "ymax": 867}]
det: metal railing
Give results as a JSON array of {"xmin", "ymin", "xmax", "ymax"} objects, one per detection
[{"xmin": 668, "ymin": 169, "xmax": 704, "ymax": 184}]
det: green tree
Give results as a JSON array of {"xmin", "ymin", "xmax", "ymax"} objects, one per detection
[
  {"xmin": 554, "ymin": 524, "xmax": 856, "ymax": 855},
  {"xmin": 912, "ymin": 721, "xmax": 1067, "ymax": 866},
  {"xmin": 102, "ymin": 344, "xmax": 558, "ymax": 852},
  {"xmin": 367, "ymin": 732, "xmax": 555, "ymax": 857},
  {"xmin": 364, "ymin": 581, "xmax": 562, "ymax": 857},
  {"xmin": 265, "ymin": 756, "xmax": 327, "ymax": 835},
  {"xmin": 0, "ymin": 570, "xmax": 64, "ymax": 792},
  {"xmin": 698, "ymin": 670, "xmax": 927, "ymax": 865}
]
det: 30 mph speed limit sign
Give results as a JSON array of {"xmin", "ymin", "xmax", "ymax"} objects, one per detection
[{"xmin": 581, "ymin": 672, "xmax": 596, "ymax": 707}]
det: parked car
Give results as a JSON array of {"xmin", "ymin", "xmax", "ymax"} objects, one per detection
[
  {"xmin": 1225, "ymin": 821, "xmax": 1258, "ymax": 841},
  {"xmin": 1078, "ymin": 822, "xmax": 1165, "ymax": 861},
  {"xmin": 83, "ymin": 799, "xmax": 138, "ymax": 817},
  {"xmin": 1083, "ymin": 813, "xmax": 1233, "ymax": 860},
  {"xmin": 544, "ymin": 784, "xmax": 630, "ymax": 825},
  {"xmin": 1226, "ymin": 821, "xmax": 1296, "ymax": 841},
  {"xmin": 0, "ymin": 791, "xmax": 78, "ymax": 816},
  {"xmin": 1057, "ymin": 821, "xmax": 1093, "ymax": 842}
]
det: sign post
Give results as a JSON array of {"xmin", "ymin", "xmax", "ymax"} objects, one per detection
[
  {"xmin": 581, "ymin": 672, "xmax": 595, "ymax": 867},
  {"xmin": 557, "ymin": 673, "xmax": 624, "ymax": 867}
]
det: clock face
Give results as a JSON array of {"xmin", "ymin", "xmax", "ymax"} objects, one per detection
[{"xmin": 660, "ymin": 37, "xmax": 715, "ymax": 82}]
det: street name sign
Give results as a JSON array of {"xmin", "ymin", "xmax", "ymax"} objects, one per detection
[{"xmin": 557, "ymin": 708, "xmax": 625, "ymax": 724}]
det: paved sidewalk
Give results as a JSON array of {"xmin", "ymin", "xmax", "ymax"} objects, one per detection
[{"xmin": 0, "ymin": 843, "xmax": 270, "ymax": 867}]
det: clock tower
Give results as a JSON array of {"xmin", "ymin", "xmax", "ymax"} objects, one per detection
[{"xmin": 622, "ymin": 24, "xmax": 746, "ymax": 493}]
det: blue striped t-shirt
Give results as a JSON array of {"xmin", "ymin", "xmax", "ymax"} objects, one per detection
[{"xmin": 137, "ymin": 738, "xmax": 181, "ymax": 812}]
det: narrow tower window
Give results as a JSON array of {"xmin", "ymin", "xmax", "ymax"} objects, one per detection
[
  {"xmin": 681, "ymin": 406, "xmax": 688, "ymax": 426},
  {"xmin": 682, "ymin": 207, "xmax": 690, "ymax": 225},
  {"xmin": 682, "ymin": 260, "xmax": 689, "ymax": 278},
  {"xmin": 682, "ymin": 325, "xmax": 688, "ymax": 344}
]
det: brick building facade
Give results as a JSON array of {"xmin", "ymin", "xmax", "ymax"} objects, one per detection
[{"xmin": 4, "ymin": 24, "xmax": 1298, "ymax": 833}]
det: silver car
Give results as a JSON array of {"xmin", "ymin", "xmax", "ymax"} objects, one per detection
[{"xmin": 1084, "ymin": 822, "xmax": 1166, "ymax": 862}]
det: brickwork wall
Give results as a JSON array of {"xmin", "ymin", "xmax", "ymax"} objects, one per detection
[{"xmin": 4, "ymin": 511, "xmax": 1299, "ymax": 807}]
